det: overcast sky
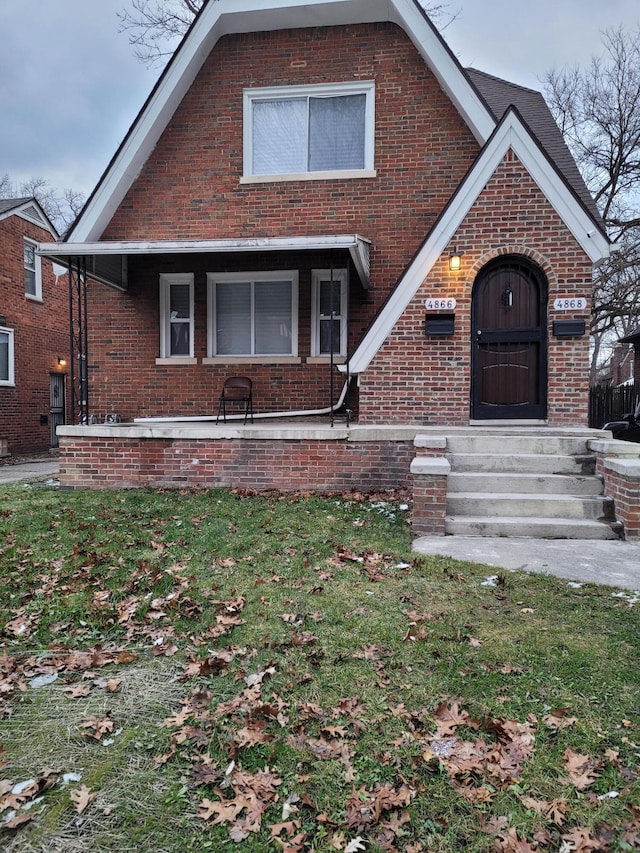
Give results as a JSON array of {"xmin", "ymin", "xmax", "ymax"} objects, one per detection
[{"xmin": 0, "ymin": 0, "xmax": 639, "ymax": 200}]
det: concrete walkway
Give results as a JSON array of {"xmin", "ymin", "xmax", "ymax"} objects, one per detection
[
  {"xmin": 0, "ymin": 458, "xmax": 60, "ymax": 485},
  {"xmin": 413, "ymin": 535, "xmax": 640, "ymax": 591}
]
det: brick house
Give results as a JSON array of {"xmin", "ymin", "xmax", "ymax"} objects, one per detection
[
  {"xmin": 40, "ymin": 0, "xmax": 640, "ymax": 541},
  {"xmin": 0, "ymin": 198, "xmax": 67, "ymax": 457}
]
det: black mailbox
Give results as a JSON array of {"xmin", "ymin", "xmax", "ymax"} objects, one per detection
[
  {"xmin": 553, "ymin": 319, "xmax": 586, "ymax": 337},
  {"xmin": 425, "ymin": 313, "xmax": 455, "ymax": 337}
]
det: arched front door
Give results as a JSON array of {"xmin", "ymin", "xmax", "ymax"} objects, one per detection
[{"xmin": 471, "ymin": 257, "xmax": 547, "ymax": 420}]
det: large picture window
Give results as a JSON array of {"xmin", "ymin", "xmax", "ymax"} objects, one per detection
[
  {"xmin": 208, "ymin": 272, "xmax": 298, "ymax": 357},
  {"xmin": 0, "ymin": 327, "xmax": 15, "ymax": 385},
  {"xmin": 159, "ymin": 274, "xmax": 194, "ymax": 358},
  {"xmin": 311, "ymin": 269, "xmax": 348, "ymax": 357},
  {"xmin": 244, "ymin": 82, "xmax": 375, "ymax": 178},
  {"xmin": 24, "ymin": 239, "xmax": 42, "ymax": 299}
]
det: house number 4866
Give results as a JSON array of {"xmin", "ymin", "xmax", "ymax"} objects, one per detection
[{"xmin": 425, "ymin": 298, "xmax": 456, "ymax": 310}]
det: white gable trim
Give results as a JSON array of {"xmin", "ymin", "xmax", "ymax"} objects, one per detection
[
  {"xmin": 0, "ymin": 199, "xmax": 58, "ymax": 237},
  {"xmin": 68, "ymin": 0, "xmax": 495, "ymax": 243},
  {"xmin": 342, "ymin": 109, "xmax": 611, "ymax": 375}
]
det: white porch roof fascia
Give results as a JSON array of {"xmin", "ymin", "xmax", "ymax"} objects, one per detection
[
  {"xmin": 37, "ymin": 233, "xmax": 372, "ymax": 289},
  {"xmin": 67, "ymin": 0, "xmax": 496, "ymax": 244},
  {"xmin": 341, "ymin": 109, "xmax": 612, "ymax": 376}
]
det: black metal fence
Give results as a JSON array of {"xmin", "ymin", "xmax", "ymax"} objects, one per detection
[{"xmin": 589, "ymin": 380, "xmax": 640, "ymax": 428}]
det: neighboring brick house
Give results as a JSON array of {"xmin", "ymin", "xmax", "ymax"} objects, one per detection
[
  {"xmin": 0, "ymin": 198, "xmax": 67, "ymax": 457},
  {"xmin": 40, "ymin": 0, "xmax": 610, "ymax": 432}
]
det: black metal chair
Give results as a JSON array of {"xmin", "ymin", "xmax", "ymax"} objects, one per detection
[{"xmin": 216, "ymin": 376, "xmax": 254, "ymax": 424}]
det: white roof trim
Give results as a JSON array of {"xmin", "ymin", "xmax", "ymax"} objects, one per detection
[
  {"xmin": 68, "ymin": 0, "xmax": 495, "ymax": 243},
  {"xmin": 37, "ymin": 233, "xmax": 372, "ymax": 288},
  {"xmin": 343, "ymin": 109, "xmax": 611, "ymax": 375}
]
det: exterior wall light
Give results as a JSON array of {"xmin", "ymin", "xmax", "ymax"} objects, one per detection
[
  {"xmin": 449, "ymin": 250, "xmax": 462, "ymax": 272},
  {"xmin": 57, "ymin": 357, "xmax": 67, "ymax": 367}
]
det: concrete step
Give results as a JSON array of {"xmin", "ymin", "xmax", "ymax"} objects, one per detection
[
  {"xmin": 445, "ymin": 515, "xmax": 620, "ymax": 539},
  {"xmin": 447, "ymin": 492, "xmax": 613, "ymax": 520},
  {"xmin": 445, "ymin": 434, "xmax": 590, "ymax": 455},
  {"xmin": 448, "ymin": 453, "xmax": 595, "ymax": 475},
  {"xmin": 448, "ymin": 472, "xmax": 603, "ymax": 496}
]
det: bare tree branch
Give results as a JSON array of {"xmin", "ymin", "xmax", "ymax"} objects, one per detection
[
  {"xmin": 544, "ymin": 26, "xmax": 640, "ymax": 377},
  {"xmin": 117, "ymin": 0, "xmax": 456, "ymax": 67}
]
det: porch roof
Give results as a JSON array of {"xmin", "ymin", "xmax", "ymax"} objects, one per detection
[{"xmin": 36, "ymin": 233, "xmax": 371, "ymax": 291}]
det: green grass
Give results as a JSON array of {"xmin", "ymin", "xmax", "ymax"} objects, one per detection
[{"xmin": 0, "ymin": 484, "xmax": 638, "ymax": 852}]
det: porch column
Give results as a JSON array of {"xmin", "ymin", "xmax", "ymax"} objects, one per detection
[
  {"xmin": 411, "ymin": 436, "xmax": 450, "ymax": 537},
  {"xmin": 68, "ymin": 255, "xmax": 90, "ymax": 425}
]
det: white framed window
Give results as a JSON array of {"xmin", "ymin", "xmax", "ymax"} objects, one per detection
[
  {"xmin": 159, "ymin": 274, "xmax": 194, "ymax": 358},
  {"xmin": 243, "ymin": 81, "xmax": 375, "ymax": 179},
  {"xmin": 24, "ymin": 239, "xmax": 42, "ymax": 299},
  {"xmin": 0, "ymin": 327, "xmax": 15, "ymax": 386},
  {"xmin": 208, "ymin": 271, "xmax": 299, "ymax": 357},
  {"xmin": 311, "ymin": 269, "xmax": 348, "ymax": 357}
]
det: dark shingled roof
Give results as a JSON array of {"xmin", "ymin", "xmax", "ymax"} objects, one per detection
[
  {"xmin": 620, "ymin": 326, "xmax": 640, "ymax": 344},
  {"xmin": 0, "ymin": 197, "xmax": 32, "ymax": 216},
  {"xmin": 465, "ymin": 68, "xmax": 605, "ymax": 232}
]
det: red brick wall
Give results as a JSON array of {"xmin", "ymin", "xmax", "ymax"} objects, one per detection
[
  {"xmin": 0, "ymin": 215, "xmax": 68, "ymax": 455},
  {"xmin": 359, "ymin": 152, "xmax": 594, "ymax": 425},
  {"xmin": 87, "ymin": 251, "xmax": 361, "ymax": 420},
  {"xmin": 59, "ymin": 434, "xmax": 414, "ymax": 492},
  {"xmin": 600, "ymin": 465, "xmax": 640, "ymax": 538},
  {"xmin": 86, "ymin": 22, "xmax": 480, "ymax": 420}
]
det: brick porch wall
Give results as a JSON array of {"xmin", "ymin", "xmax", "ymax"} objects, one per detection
[
  {"xmin": 58, "ymin": 432, "xmax": 416, "ymax": 492},
  {"xmin": 591, "ymin": 438, "xmax": 640, "ymax": 539}
]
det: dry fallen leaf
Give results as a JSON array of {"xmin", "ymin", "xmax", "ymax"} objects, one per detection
[
  {"xmin": 563, "ymin": 749, "xmax": 601, "ymax": 790},
  {"xmin": 64, "ymin": 683, "xmax": 91, "ymax": 699},
  {"xmin": 70, "ymin": 785, "xmax": 97, "ymax": 814}
]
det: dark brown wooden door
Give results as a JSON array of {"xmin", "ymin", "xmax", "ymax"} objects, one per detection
[{"xmin": 472, "ymin": 258, "xmax": 547, "ymax": 420}]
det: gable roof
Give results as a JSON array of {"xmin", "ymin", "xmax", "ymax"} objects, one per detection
[
  {"xmin": 67, "ymin": 0, "xmax": 496, "ymax": 242},
  {"xmin": 0, "ymin": 197, "xmax": 58, "ymax": 237},
  {"xmin": 342, "ymin": 107, "xmax": 612, "ymax": 375},
  {"xmin": 466, "ymin": 68, "xmax": 603, "ymax": 228},
  {"xmin": 620, "ymin": 326, "xmax": 640, "ymax": 345}
]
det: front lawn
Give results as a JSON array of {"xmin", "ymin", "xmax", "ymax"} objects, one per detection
[{"xmin": 0, "ymin": 485, "xmax": 638, "ymax": 851}]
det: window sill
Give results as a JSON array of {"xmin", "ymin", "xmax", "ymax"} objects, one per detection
[
  {"xmin": 203, "ymin": 356, "xmax": 302, "ymax": 365},
  {"xmin": 0, "ymin": 382, "xmax": 16, "ymax": 388},
  {"xmin": 155, "ymin": 357, "xmax": 198, "ymax": 366},
  {"xmin": 306, "ymin": 356, "xmax": 346, "ymax": 365},
  {"xmin": 25, "ymin": 293, "xmax": 43, "ymax": 303},
  {"xmin": 239, "ymin": 169, "xmax": 377, "ymax": 185}
]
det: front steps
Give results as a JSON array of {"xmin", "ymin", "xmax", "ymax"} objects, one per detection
[{"xmin": 444, "ymin": 432, "xmax": 620, "ymax": 539}]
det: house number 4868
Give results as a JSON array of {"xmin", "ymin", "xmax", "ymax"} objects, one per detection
[{"xmin": 553, "ymin": 297, "xmax": 587, "ymax": 310}]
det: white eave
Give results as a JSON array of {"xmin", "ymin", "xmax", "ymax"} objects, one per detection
[
  {"xmin": 342, "ymin": 109, "xmax": 611, "ymax": 375},
  {"xmin": 37, "ymin": 233, "xmax": 372, "ymax": 289},
  {"xmin": 68, "ymin": 0, "xmax": 495, "ymax": 243}
]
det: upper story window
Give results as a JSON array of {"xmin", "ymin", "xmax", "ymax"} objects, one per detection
[
  {"xmin": 0, "ymin": 327, "xmax": 15, "ymax": 386},
  {"xmin": 243, "ymin": 81, "xmax": 375, "ymax": 180},
  {"xmin": 208, "ymin": 271, "xmax": 299, "ymax": 357},
  {"xmin": 311, "ymin": 269, "xmax": 348, "ymax": 357},
  {"xmin": 159, "ymin": 274, "xmax": 194, "ymax": 358},
  {"xmin": 24, "ymin": 240, "xmax": 42, "ymax": 299}
]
